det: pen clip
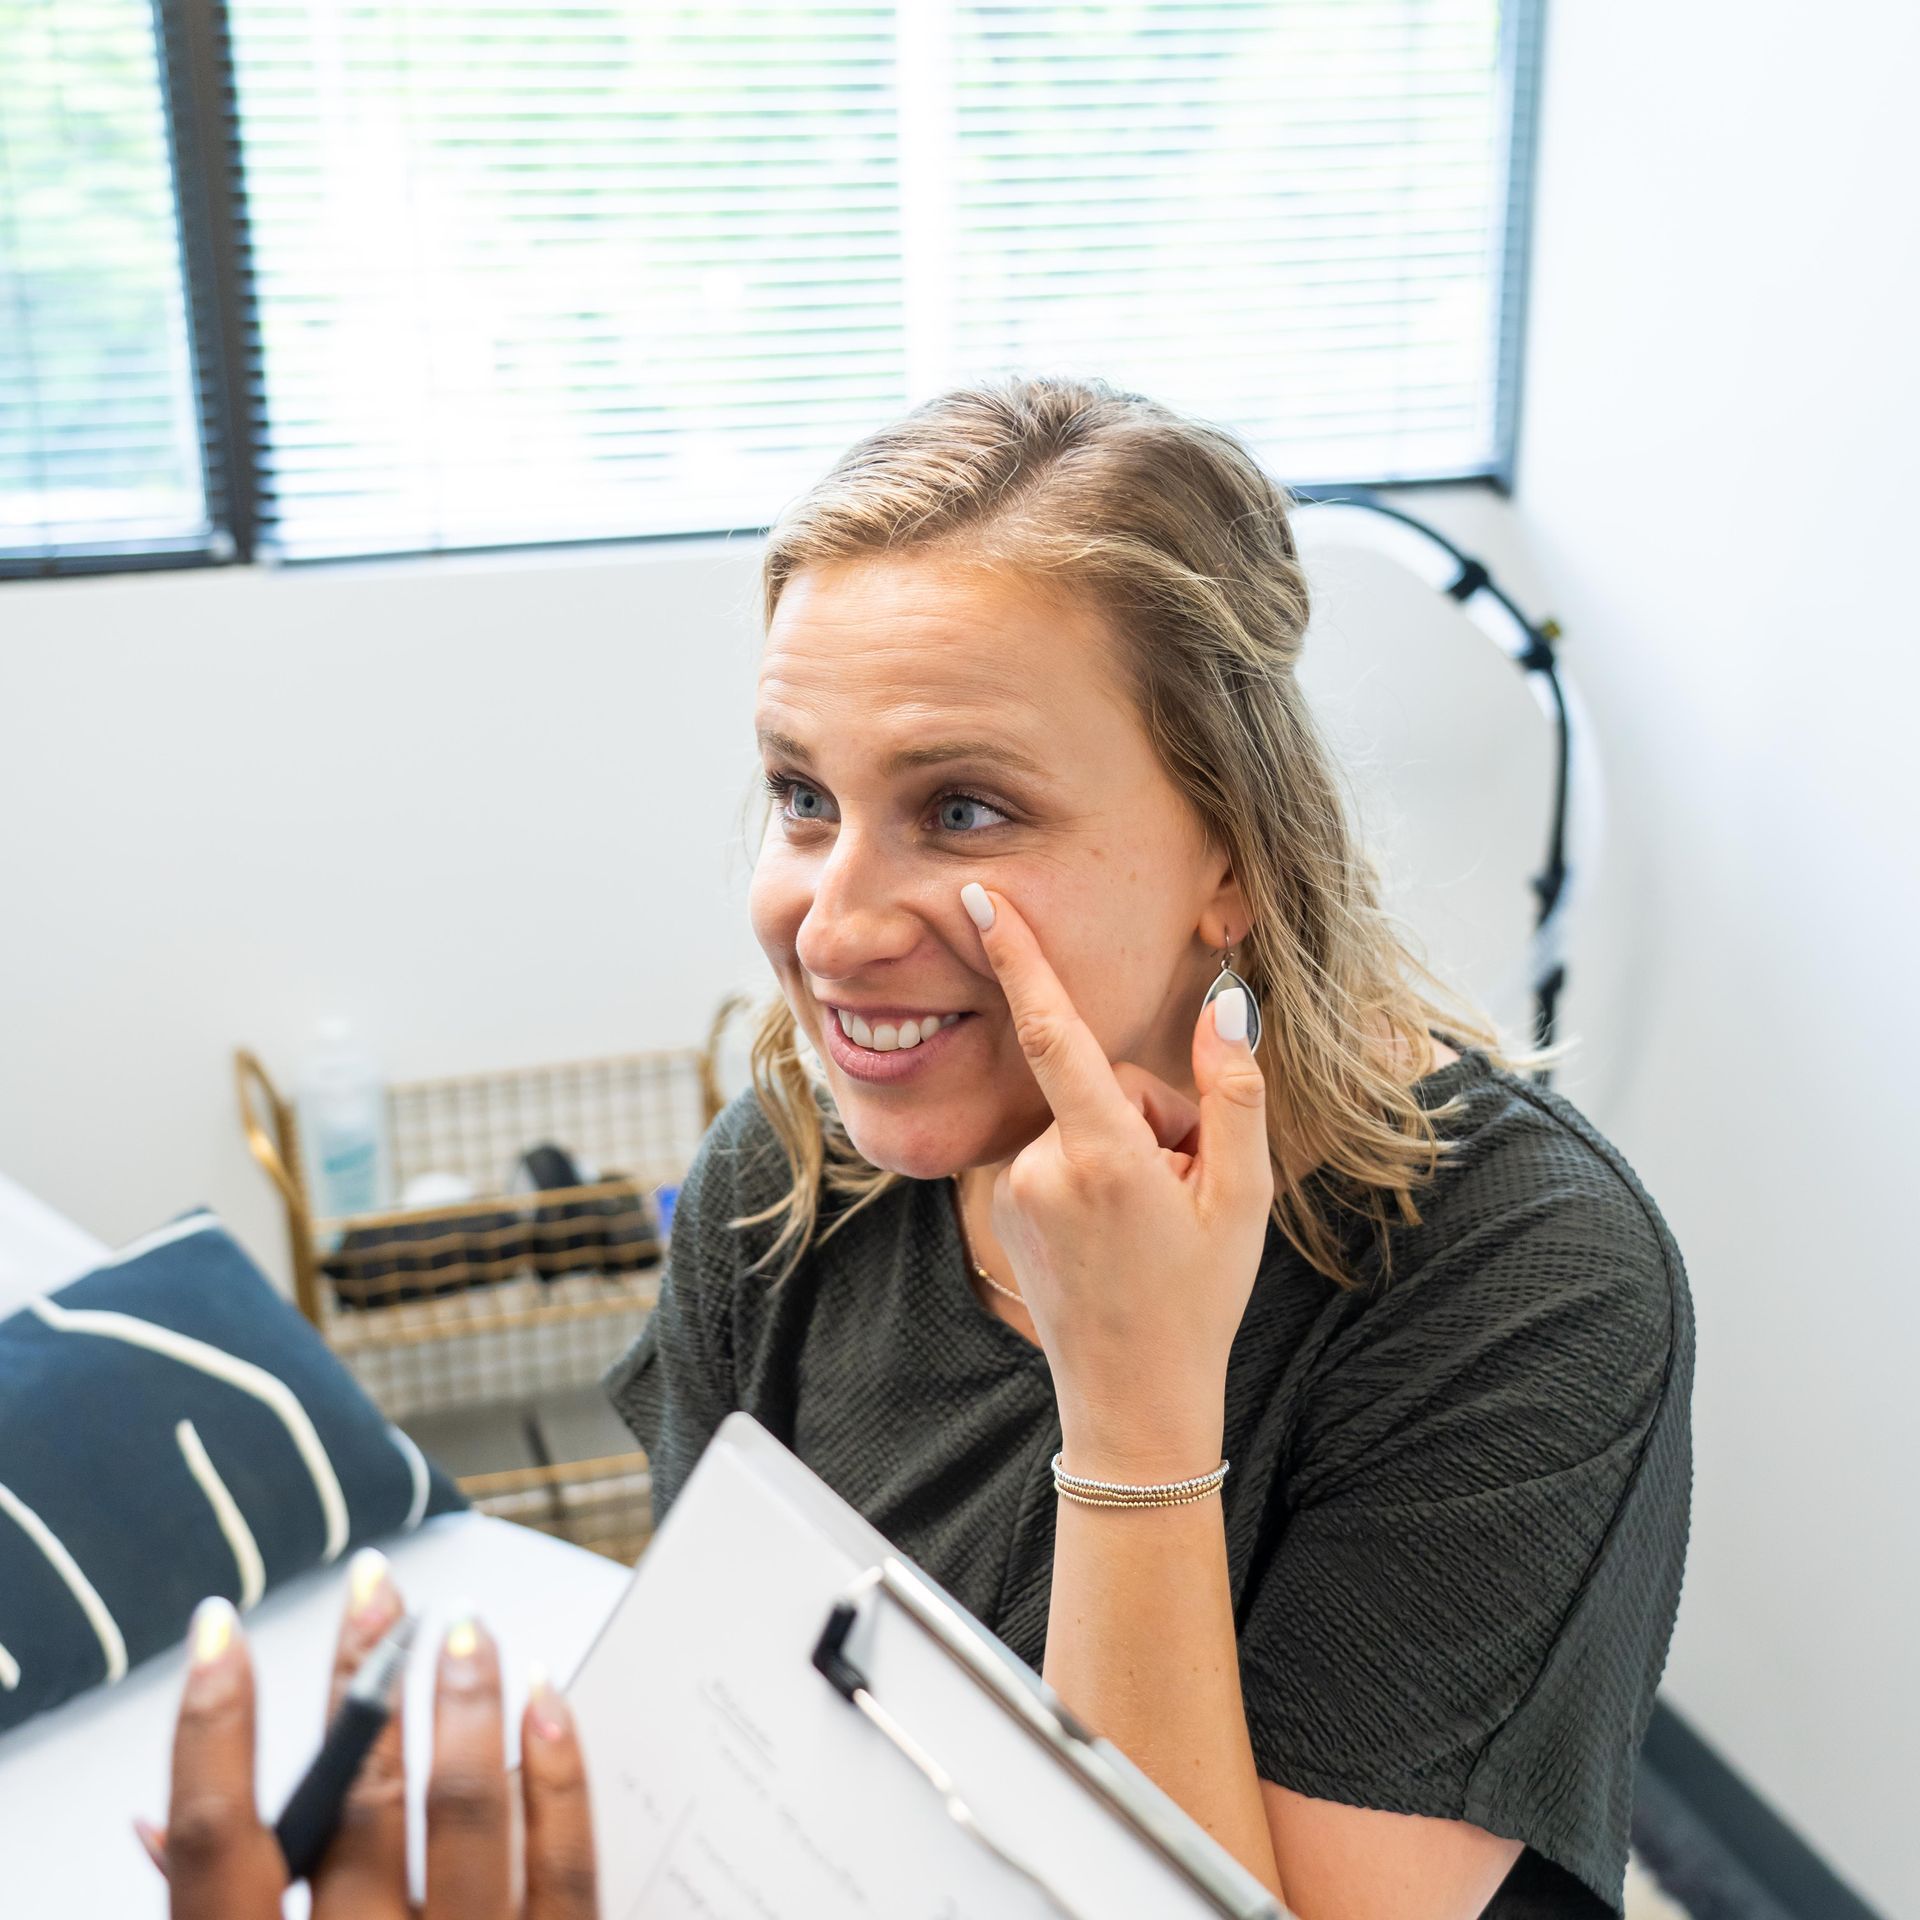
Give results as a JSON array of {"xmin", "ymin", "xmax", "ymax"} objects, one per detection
[{"xmin": 345, "ymin": 1612, "xmax": 418, "ymax": 1711}]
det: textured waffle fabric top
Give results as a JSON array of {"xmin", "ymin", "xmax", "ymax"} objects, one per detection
[{"xmin": 606, "ymin": 1042, "xmax": 1694, "ymax": 1918}]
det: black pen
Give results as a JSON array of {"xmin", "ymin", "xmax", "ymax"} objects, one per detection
[{"xmin": 272, "ymin": 1613, "xmax": 418, "ymax": 1882}]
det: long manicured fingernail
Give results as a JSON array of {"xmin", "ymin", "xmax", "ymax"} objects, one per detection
[
  {"xmin": 189, "ymin": 1595, "xmax": 239, "ymax": 1668},
  {"xmin": 526, "ymin": 1660, "xmax": 571, "ymax": 1742},
  {"xmin": 132, "ymin": 1815, "xmax": 170, "ymax": 1878},
  {"xmin": 346, "ymin": 1545, "xmax": 395, "ymax": 1627},
  {"xmin": 961, "ymin": 882, "xmax": 995, "ymax": 931},
  {"xmin": 1212, "ymin": 986, "xmax": 1249, "ymax": 1046}
]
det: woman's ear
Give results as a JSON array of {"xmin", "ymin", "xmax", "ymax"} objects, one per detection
[{"xmin": 1203, "ymin": 866, "xmax": 1249, "ymax": 951}]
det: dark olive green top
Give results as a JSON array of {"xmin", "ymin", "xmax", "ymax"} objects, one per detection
[{"xmin": 605, "ymin": 1043, "xmax": 1694, "ymax": 1918}]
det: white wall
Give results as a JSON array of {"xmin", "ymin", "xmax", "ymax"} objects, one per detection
[
  {"xmin": 2, "ymin": 3, "xmax": 1914, "ymax": 1905},
  {"xmin": 0, "ymin": 540, "xmax": 778, "ymax": 1270},
  {"xmin": 1445, "ymin": 3, "xmax": 1916, "ymax": 1910}
]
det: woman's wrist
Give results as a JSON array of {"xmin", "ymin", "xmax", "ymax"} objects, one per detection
[{"xmin": 1055, "ymin": 1390, "xmax": 1226, "ymax": 1486}]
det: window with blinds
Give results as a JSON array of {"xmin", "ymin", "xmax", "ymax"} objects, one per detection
[
  {"xmin": 0, "ymin": 0, "xmax": 215, "ymax": 571},
  {"xmin": 0, "ymin": 0, "xmax": 1538, "ymax": 573},
  {"xmin": 228, "ymin": 0, "xmax": 1534, "ymax": 562}
]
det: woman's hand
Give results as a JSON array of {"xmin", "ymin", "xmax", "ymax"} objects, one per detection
[
  {"xmin": 141, "ymin": 1558, "xmax": 598, "ymax": 1919},
  {"xmin": 961, "ymin": 881, "xmax": 1275, "ymax": 1479}
]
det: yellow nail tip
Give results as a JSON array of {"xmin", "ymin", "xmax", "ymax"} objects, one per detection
[
  {"xmin": 190, "ymin": 1595, "xmax": 237, "ymax": 1666},
  {"xmin": 347, "ymin": 1546, "xmax": 390, "ymax": 1613},
  {"xmin": 444, "ymin": 1615, "xmax": 480, "ymax": 1661}
]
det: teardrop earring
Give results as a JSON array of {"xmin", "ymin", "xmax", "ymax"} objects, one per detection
[{"xmin": 1202, "ymin": 936, "xmax": 1262, "ymax": 1050}]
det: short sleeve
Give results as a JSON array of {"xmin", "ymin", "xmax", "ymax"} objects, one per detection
[
  {"xmin": 1238, "ymin": 1166, "xmax": 1694, "ymax": 1914},
  {"xmin": 602, "ymin": 1088, "xmax": 763, "ymax": 1529}
]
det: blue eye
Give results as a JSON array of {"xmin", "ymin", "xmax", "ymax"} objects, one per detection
[
  {"xmin": 761, "ymin": 771, "xmax": 831, "ymax": 821},
  {"xmin": 760, "ymin": 772, "xmax": 1011, "ymax": 835},
  {"xmin": 931, "ymin": 792, "xmax": 1010, "ymax": 833}
]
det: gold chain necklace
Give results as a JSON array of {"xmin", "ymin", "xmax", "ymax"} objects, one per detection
[{"xmin": 950, "ymin": 1176, "xmax": 1024, "ymax": 1304}]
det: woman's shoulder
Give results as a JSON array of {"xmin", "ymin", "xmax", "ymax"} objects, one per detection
[
  {"xmin": 693, "ymin": 1082, "xmax": 793, "ymax": 1196},
  {"xmin": 1403, "ymin": 1046, "xmax": 1686, "ymax": 1288},
  {"xmin": 1313, "ymin": 1046, "xmax": 1695, "ymax": 1460},
  {"xmin": 666, "ymin": 1084, "xmax": 798, "ymax": 1279},
  {"xmin": 677, "ymin": 1081, "xmax": 890, "ymax": 1278}
]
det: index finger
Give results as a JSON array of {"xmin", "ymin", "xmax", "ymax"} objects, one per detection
[
  {"xmin": 961, "ymin": 882, "xmax": 1133, "ymax": 1142},
  {"xmin": 166, "ymin": 1597, "xmax": 286, "ymax": 1919}
]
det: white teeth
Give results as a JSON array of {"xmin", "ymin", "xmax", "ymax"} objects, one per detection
[{"xmin": 834, "ymin": 1008, "xmax": 963, "ymax": 1052}]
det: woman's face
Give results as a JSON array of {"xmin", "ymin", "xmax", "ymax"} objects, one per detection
[{"xmin": 749, "ymin": 550, "xmax": 1243, "ymax": 1179}]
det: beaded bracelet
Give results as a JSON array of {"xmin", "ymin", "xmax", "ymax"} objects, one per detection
[{"xmin": 1050, "ymin": 1451, "xmax": 1230, "ymax": 1508}]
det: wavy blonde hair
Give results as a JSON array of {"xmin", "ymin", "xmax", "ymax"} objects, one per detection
[{"xmin": 729, "ymin": 372, "xmax": 1569, "ymax": 1291}]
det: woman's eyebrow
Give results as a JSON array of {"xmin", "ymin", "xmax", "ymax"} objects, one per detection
[{"xmin": 757, "ymin": 727, "xmax": 1049, "ymax": 781}]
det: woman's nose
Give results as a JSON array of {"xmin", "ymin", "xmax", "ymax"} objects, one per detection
[{"xmin": 793, "ymin": 832, "xmax": 928, "ymax": 978}]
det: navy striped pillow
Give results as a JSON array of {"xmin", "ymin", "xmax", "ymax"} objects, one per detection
[{"xmin": 0, "ymin": 1210, "xmax": 464, "ymax": 1735}]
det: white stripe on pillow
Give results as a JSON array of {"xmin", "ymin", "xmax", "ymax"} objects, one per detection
[
  {"xmin": 0, "ymin": 1479, "xmax": 127, "ymax": 1683},
  {"xmin": 27, "ymin": 1296, "xmax": 351, "ymax": 1562},
  {"xmin": 388, "ymin": 1424, "xmax": 431, "ymax": 1532},
  {"xmin": 175, "ymin": 1419, "xmax": 266, "ymax": 1610}
]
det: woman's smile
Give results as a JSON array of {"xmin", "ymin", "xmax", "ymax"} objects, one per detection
[
  {"xmin": 819, "ymin": 1001, "xmax": 981, "ymax": 1082},
  {"xmin": 828, "ymin": 1003, "xmax": 969, "ymax": 1048}
]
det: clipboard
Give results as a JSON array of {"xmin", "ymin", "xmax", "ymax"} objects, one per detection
[{"xmin": 564, "ymin": 1411, "xmax": 1287, "ymax": 1919}]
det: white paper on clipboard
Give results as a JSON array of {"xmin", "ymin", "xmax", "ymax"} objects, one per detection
[{"xmin": 564, "ymin": 1412, "xmax": 1287, "ymax": 1920}]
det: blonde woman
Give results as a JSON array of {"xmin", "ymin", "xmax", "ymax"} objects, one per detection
[{"xmin": 608, "ymin": 375, "xmax": 1693, "ymax": 1920}]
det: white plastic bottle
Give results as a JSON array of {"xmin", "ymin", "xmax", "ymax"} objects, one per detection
[{"xmin": 295, "ymin": 1018, "xmax": 394, "ymax": 1233}]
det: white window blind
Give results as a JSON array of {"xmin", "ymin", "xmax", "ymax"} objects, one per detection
[
  {"xmin": 226, "ymin": 0, "xmax": 1527, "ymax": 562},
  {"xmin": 0, "ymin": 0, "xmax": 213, "ymax": 568}
]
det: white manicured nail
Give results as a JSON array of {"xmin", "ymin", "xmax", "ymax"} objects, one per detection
[
  {"xmin": 1213, "ymin": 986, "xmax": 1248, "ymax": 1045},
  {"xmin": 190, "ymin": 1595, "xmax": 239, "ymax": 1667},
  {"xmin": 347, "ymin": 1546, "xmax": 392, "ymax": 1621},
  {"xmin": 961, "ymin": 883, "xmax": 995, "ymax": 931}
]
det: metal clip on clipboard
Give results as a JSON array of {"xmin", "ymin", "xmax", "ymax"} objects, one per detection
[{"xmin": 811, "ymin": 1555, "xmax": 1286, "ymax": 1920}]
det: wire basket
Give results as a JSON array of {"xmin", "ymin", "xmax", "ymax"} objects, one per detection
[{"xmin": 236, "ymin": 994, "xmax": 752, "ymax": 1563}]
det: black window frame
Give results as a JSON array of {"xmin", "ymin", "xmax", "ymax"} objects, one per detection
[{"xmin": 1, "ymin": 0, "xmax": 1546, "ymax": 583}]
